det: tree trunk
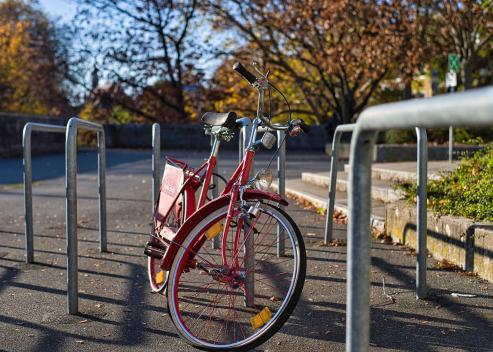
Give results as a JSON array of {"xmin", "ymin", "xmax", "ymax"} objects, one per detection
[
  {"xmin": 403, "ymin": 81, "xmax": 413, "ymax": 99},
  {"xmin": 461, "ymin": 60, "xmax": 473, "ymax": 90}
]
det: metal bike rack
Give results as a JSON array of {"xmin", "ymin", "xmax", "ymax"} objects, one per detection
[
  {"xmin": 346, "ymin": 86, "xmax": 493, "ymax": 352},
  {"xmin": 152, "ymin": 123, "xmax": 161, "ymax": 206},
  {"xmin": 239, "ymin": 123, "xmax": 255, "ymax": 306},
  {"xmin": 324, "ymin": 124, "xmax": 428, "ymax": 299},
  {"xmin": 415, "ymin": 128, "xmax": 428, "ymax": 299},
  {"xmin": 324, "ymin": 123, "xmax": 356, "ymax": 244},
  {"xmin": 66, "ymin": 117, "xmax": 107, "ymax": 314},
  {"xmin": 239, "ymin": 124, "xmax": 287, "ymax": 257},
  {"xmin": 276, "ymin": 130, "xmax": 286, "ymax": 257},
  {"xmin": 23, "ymin": 122, "xmax": 66, "ymax": 263},
  {"xmin": 210, "ymin": 135, "xmax": 220, "ymax": 249}
]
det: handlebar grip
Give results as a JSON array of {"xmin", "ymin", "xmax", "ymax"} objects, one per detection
[
  {"xmin": 233, "ymin": 62, "xmax": 257, "ymax": 85},
  {"xmin": 290, "ymin": 119, "xmax": 309, "ymax": 134},
  {"xmin": 298, "ymin": 120, "xmax": 310, "ymax": 134}
]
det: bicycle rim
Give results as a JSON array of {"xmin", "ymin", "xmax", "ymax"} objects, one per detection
[{"xmin": 167, "ymin": 203, "xmax": 306, "ymax": 351}]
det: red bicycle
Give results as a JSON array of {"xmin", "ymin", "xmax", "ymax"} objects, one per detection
[{"xmin": 146, "ymin": 62, "xmax": 308, "ymax": 351}]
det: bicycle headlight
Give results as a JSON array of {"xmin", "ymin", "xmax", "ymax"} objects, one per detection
[{"xmin": 254, "ymin": 169, "xmax": 273, "ymax": 191}]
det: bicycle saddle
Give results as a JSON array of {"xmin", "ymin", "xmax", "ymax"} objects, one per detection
[{"xmin": 201, "ymin": 112, "xmax": 238, "ymax": 128}]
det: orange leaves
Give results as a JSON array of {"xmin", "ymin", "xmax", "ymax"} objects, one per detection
[{"xmin": 0, "ymin": 1, "xmax": 69, "ymax": 115}]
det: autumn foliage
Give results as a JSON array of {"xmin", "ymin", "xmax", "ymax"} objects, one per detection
[
  {"xmin": 0, "ymin": 0, "xmax": 69, "ymax": 115},
  {"xmin": 0, "ymin": 0, "xmax": 492, "ymax": 125}
]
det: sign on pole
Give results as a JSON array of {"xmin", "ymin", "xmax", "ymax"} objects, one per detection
[
  {"xmin": 445, "ymin": 71, "xmax": 457, "ymax": 88},
  {"xmin": 448, "ymin": 53, "xmax": 460, "ymax": 73}
]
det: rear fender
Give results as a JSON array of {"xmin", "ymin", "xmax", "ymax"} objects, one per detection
[{"xmin": 160, "ymin": 190, "xmax": 288, "ymax": 270}]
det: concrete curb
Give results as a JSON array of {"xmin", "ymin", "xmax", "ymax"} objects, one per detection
[
  {"xmin": 272, "ymin": 182, "xmax": 385, "ymax": 233},
  {"xmin": 301, "ymin": 172, "xmax": 404, "ymax": 203}
]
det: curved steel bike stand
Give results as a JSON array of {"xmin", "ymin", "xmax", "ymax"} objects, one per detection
[
  {"xmin": 346, "ymin": 87, "xmax": 493, "ymax": 352},
  {"xmin": 65, "ymin": 117, "xmax": 106, "ymax": 314}
]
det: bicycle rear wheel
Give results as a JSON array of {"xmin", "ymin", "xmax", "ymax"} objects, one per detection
[{"xmin": 166, "ymin": 202, "xmax": 306, "ymax": 351}]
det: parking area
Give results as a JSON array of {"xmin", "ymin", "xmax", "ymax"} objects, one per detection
[{"xmin": 1, "ymin": 150, "xmax": 493, "ymax": 351}]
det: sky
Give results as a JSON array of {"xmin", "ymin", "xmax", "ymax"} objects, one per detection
[{"xmin": 38, "ymin": 0, "xmax": 76, "ymax": 22}]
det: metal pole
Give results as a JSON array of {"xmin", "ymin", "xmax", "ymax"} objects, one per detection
[
  {"xmin": 152, "ymin": 123, "xmax": 161, "ymax": 206},
  {"xmin": 211, "ymin": 135, "xmax": 220, "ymax": 250},
  {"xmin": 416, "ymin": 127, "xmax": 428, "ymax": 299},
  {"xmin": 325, "ymin": 130, "xmax": 341, "ymax": 245},
  {"xmin": 23, "ymin": 123, "xmax": 66, "ymax": 264},
  {"xmin": 66, "ymin": 120, "xmax": 79, "ymax": 314},
  {"xmin": 276, "ymin": 130, "xmax": 286, "ymax": 257},
  {"xmin": 346, "ymin": 86, "xmax": 493, "ymax": 352},
  {"xmin": 448, "ymin": 126, "xmax": 453, "ymax": 163},
  {"xmin": 23, "ymin": 125, "xmax": 34, "ymax": 264},
  {"xmin": 324, "ymin": 124, "xmax": 356, "ymax": 244},
  {"xmin": 98, "ymin": 131, "xmax": 107, "ymax": 252},
  {"xmin": 65, "ymin": 117, "xmax": 106, "ymax": 314},
  {"xmin": 239, "ymin": 126, "xmax": 245, "ymax": 162},
  {"xmin": 242, "ymin": 122, "xmax": 255, "ymax": 306},
  {"xmin": 347, "ymin": 128, "xmax": 377, "ymax": 352}
]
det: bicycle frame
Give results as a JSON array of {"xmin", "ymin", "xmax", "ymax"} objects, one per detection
[{"xmin": 159, "ymin": 66, "xmax": 289, "ymax": 277}]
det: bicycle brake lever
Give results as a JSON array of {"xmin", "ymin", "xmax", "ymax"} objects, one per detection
[{"xmin": 289, "ymin": 125, "xmax": 302, "ymax": 137}]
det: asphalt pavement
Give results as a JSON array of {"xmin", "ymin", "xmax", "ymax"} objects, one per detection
[{"xmin": 1, "ymin": 149, "xmax": 492, "ymax": 351}]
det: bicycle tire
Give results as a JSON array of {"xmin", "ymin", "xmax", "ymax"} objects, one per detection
[{"xmin": 166, "ymin": 202, "xmax": 306, "ymax": 351}]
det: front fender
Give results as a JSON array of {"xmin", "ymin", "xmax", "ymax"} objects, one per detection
[{"xmin": 160, "ymin": 190, "xmax": 288, "ymax": 270}]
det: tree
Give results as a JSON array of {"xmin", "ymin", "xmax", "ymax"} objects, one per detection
[
  {"xmin": 208, "ymin": 0, "xmax": 422, "ymax": 124},
  {"xmin": 205, "ymin": 54, "xmax": 314, "ymax": 124},
  {"xmin": 0, "ymin": 0, "xmax": 70, "ymax": 115},
  {"xmin": 73, "ymin": 0, "xmax": 203, "ymax": 122},
  {"xmin": 433, "ymin": 0, "xmax": 493, "ymax": 89}
]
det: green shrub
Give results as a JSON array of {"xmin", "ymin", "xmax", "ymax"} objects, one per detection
[
  {"xmin": 383, "ymin": 127, "xmax": 493, "ymax": 145},
  {"xmin": 397, "ymin": 147, "xmax": 493, "ymax": 221}
]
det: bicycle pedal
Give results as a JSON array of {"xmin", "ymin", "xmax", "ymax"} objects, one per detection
[
  {"xmin": 250, "ymin": 307, "xmax": 272, "ymax": 330},
  {"xmin": 205, "ymin": 221, "xmax": 223, "ymax": 240}
]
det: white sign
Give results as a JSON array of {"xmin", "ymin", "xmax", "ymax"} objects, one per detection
[{"xmin": 446, "ymin": 71, "xmax": 457, "ymax": 88}]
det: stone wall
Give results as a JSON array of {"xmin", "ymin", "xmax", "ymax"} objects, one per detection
[
  {"xmin": 104, "ymin": 123, "xmax": 327, "ymax": 151},
  {"xmin": 386, "ymin": 201, "xmax": 493, "ymax": 283},
  {"xmin": 0, "ymin": 113, "xmax": 68, "ymax": 157},
  {"xmin": 1, "ymin": 115, "xmax": 328, "ymax": 157}
]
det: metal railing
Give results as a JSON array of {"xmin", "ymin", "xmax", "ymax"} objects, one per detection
[
  {"xmin": 152, "ymin": 123, "xmax": 161, "ymax": 206},
  {"xmin": 346, "ymin": 86, "xmax": 493, "ymax": 352},
  {"xmin": 23, "ymin": 122, "xmax": 66, "ymax": 263},
  {"xmin": 324, "ymin": 124, "xmax": 428, "ymax": 300},
  {"xmin": 65, "ymin": 117, "xmax": 107, "ymax": 314}
]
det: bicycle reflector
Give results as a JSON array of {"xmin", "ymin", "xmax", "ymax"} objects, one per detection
[
  {"xmin": 155, "ymin": 271, "xmax": 165, "ymax": 285},
  {"xmin": 254, "ymin": 169, "xmax": 273, "ymax": 191},
  {"xmin": 205, "ymin": 221, "xmax": 223, "ymax": 240},
  {"xmin": 251, "ymin": 307, "xmax": 272, "ymax": 330}
]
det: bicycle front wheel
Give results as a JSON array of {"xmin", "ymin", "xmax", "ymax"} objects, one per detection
[{"xmin": 167, "ymin": 202, "xmax": 306, "ymax": 351}]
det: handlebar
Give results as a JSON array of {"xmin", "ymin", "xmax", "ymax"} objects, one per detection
[
  {"xmin": 232, "ymin": 62, "xmax": 309, "ymax": 135},
  {"xmin": 292, "ymin": 119, "xmax": 310, "ymax": 134},
  {"xmin": 233, "ymin": 62, "xmax": 257, "ymax": 85}
]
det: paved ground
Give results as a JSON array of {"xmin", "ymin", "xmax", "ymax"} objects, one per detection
[{"xmin": 1, "ymin": 150, "xmax": 493, "ymax": 351}]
